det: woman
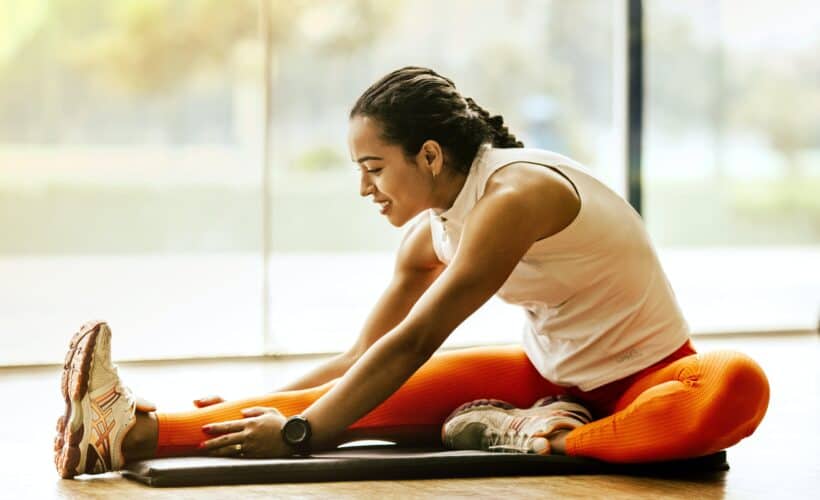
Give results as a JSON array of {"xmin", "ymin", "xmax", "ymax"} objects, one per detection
[{"xmin": 54, "ymin": 67, "xmax": 769, "ymax": 478}]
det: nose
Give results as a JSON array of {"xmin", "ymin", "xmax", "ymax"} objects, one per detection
[{"xmin": 359, "ymin": 173, "xmax": 374, "ymax": 197}]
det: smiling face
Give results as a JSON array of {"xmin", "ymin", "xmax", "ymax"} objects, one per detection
[{"xmin": 348, "ymin": 115, "xmax": 441, "ymax": 227}]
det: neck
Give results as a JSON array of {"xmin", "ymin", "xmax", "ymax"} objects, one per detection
[{"xmin": 431, "ymin": 167, "xmax": 468, "ymax": 214}]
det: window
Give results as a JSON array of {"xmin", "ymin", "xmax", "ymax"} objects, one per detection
[
  {"xmin": 0, "ymin": 0, "xmax": 264, "ymax": 363},
  {"xmin": 6, "ymin": 1, "xmax": 810, "ymax": 366},
  {"xmin": 645, "ymin": 0, "xmax": 820, "ymax": 332}
]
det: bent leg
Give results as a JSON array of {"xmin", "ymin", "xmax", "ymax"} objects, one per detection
[
  {"xmin": 154, "ymin": 345, "xmax": 564, "ymax": 457},
  {"xmin": 565, "ymin": 350, "xmax": 770, "ymax": 462}
]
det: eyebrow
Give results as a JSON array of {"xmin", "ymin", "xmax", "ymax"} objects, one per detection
[{"xmin": 353, "ymin": 155, "xmax": 384, "ymax": 164}]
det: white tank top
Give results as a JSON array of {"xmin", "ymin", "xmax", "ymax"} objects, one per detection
[{"xmin": 429, "ymin": 144, "xmax": 690, "ymax": 391}]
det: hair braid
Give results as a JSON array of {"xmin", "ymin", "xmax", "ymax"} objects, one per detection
[{"xmin": 464, "ymin": 97, "xmax": 524, "ymax": 148}]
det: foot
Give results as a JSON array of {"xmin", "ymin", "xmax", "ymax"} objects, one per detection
[
  {"xmin": 441, "ymin": 395, "xmax": 593, "ymax": 455},
  {"xmin": 54, "ymin": 321, "xmax": 137, "ymax": 478}
]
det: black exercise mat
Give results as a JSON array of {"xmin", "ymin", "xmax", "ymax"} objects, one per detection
[{"xmin": 122, "ymin": 446, "xmax": 729, "ymax": 487}]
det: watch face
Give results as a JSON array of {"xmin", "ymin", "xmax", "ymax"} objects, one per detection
[{"xmin": 284, "ymin": 419, "xmax": 308, "ymax": 443}]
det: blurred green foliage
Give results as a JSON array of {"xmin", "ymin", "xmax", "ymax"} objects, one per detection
[
  {"xmin": 732, "ymin": 178, "xmax": 820, "ymax": 218},
  {"xmin": 0, "ymin": 178, "xmax": 397, "ymax": 254},
  {"xmin": 294, "ymin": 146, "xmax": 346, "ymax": 172},
  {"xmin": 646, "ymin": 178, "xmax": 820, "ymax": 246}
]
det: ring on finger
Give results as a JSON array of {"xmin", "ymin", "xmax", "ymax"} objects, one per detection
[{"xmin": 233, "ymin": 443, "xmax": 243, "ymax": 456}]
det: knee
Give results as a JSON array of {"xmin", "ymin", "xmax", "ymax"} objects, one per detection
[
  {"xmin": 718, "ymin": 351, "xmax": 769, "ymax": 409},
  {"xmin": 696, "ymin": 351, "xmax": 770, "ymax": 437}
]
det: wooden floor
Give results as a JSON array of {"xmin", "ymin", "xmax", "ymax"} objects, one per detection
[{"xmin": 2, "ymin": 333, "xmax": 817, "ymax": 499}]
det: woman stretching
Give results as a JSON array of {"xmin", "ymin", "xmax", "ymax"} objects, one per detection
[{"xmin": 54, "ymin": 67, "xmax": 769, "ymax": 478}]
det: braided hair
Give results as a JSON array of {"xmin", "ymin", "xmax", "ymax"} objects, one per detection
[{"xmin": 350, "ymin": 66, "xmax": 523, "ymax": 174}]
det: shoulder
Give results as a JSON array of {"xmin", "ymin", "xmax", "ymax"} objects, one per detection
[
  {"xmin": 396, "ymin": 214, "xmax": 445, "ymax": 273},
  {"xmin": 480, "ymin": 161, "xmax": 580, "ymax": 241}
]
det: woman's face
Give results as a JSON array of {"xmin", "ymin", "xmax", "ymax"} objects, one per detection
[{"xmin": 348, "ymin": 115, "xmax": 438, "ymax": 227}]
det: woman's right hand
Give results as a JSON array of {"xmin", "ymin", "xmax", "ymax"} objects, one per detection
[{"xmin": 193, "ymin": 395, "xmax": 225, "ymax": 408}]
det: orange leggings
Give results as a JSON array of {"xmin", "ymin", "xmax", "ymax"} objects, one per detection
[{"xmin": 155, "ymin": 341, "xmax": 769, "ymax": 463}]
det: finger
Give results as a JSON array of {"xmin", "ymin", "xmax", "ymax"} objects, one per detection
[
  {"xmin": 208, "ymin": 443, "xmax": 246, "ymax": 458},
  {"xmin": 202, "ymin": 419, "xmax": 245, "ymax": 435},
  {"xmin": 135, "ymin": 396, "xmax": 157, "ymax": 413},
  {"xmin": 240, "ymin": 408, "xmax": 265, "ymax": 418},
  {"xmin": 240, "ymin": 406, "xmax": 281, "ymax": 418},
  {"xmin": 194, "ymin": 395, "xmax": 224, "ymax": 408},
  {"xmin": 201, "ymin": 430, "xmax": 245, "ymax": 451}
]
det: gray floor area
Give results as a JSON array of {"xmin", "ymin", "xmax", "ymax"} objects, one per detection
[{"xmin": 1, "ymin": 333, "xmax": 817, "ymax": 499}]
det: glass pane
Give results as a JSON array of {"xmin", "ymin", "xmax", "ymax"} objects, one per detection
[
  {"xmin": 0, "ymin": 0, "xmax": 264, "ymax": 364},
  {"xmin": 265, "ymin": 0, "xmax": 618, "ymax": 353},
  {"xmin": 645, "ymin": 0, "xmax": 820, "ymax": 332}
]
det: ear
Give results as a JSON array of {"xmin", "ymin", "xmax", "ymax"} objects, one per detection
[{"xmin": 418, "ymin": 140, "xmax": 444, "ymax": 176}]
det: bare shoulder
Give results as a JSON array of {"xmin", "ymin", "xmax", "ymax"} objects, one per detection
[
  {"xmin": 396, "ymin": 215, "xmax": 445, "ymax": 274},
  {"xmin": 483, "ymin": 162, "xmax": 580, "ymax": 241}
]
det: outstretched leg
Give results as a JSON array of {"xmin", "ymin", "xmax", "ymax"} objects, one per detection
[
  {"xmin": 564, "ymin": 350, "xmax": 770, "ymax": 462},
  {"xmin": 132, "ymin": 344, "xmax": 567, "ymax": 459}
]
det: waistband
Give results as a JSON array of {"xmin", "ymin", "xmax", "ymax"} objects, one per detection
[{"xmin": 565, "ymin": 338, "xmax": 697, "ymax": 417}]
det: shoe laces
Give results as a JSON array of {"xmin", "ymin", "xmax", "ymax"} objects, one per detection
[{"xmin": 486, "ymin": 417, "xmax": 544, "ymax": 454}]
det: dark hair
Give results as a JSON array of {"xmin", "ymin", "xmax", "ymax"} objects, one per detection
[{"xmin": 350, "ymin": 66, "xmax": 523, "ymax": 174}]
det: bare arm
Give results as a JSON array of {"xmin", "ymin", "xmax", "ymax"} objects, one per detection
[
  {"xmin": 271, "ymin": 353, "xmax": 356, "ymax": 393},
  {"xmin": 274, "ymin": 216, "xmax": 444, "ymax": 393},
  {"xmin": 303, "ymin": 170, "xmax": 580, "ymax": 449}
]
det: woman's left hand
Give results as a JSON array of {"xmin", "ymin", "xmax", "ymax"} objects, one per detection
[{"xmin": 201, "ymin": 407, "xmax": 291, "ymax": 458}]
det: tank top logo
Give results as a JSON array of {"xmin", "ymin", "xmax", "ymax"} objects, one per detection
[{"xmin": 616, "ymin": 348, "xmax": 641, "ymax": 363}]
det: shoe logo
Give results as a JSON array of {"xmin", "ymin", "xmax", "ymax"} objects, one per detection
[
  {"xmin": 89, "ymin": 384, "xmax": 121, "ymax": 471},
  {"xmin": 509, "ymin": 417, "xmax": 527, "ymax": 433}
]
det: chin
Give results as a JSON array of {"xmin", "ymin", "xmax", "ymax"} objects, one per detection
[
  {"xmin": 386, "ymin": 215, "xmax": 404, "ymax": 228},
  {"xmin": 387, "ymin": 208, "xmax": 421, "ymax": 228},
  {"xmin": 383, "ymin": 213, "xmax": 405, "ymax": 228}
]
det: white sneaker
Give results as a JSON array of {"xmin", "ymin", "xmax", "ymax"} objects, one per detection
[
  {"xmin": 442, "ymin": 396, "xmax": 593, "ymax": 455},
  {"xmin": 54, "ymin": 321, "xmax": 137, "ymax": 478}
]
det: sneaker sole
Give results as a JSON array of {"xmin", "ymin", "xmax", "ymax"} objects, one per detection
[
  {"xmin": 54, "ymin": 321, "xmax": 105, "ymax": 479},
  {"xmin": 444, "ymin": 398, "xmax": 516, "ymax": 426}
]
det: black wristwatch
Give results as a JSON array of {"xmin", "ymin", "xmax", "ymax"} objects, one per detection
[{"xmin": 281, "ymin": 415, "xmax": 312, "ymax": 455}]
